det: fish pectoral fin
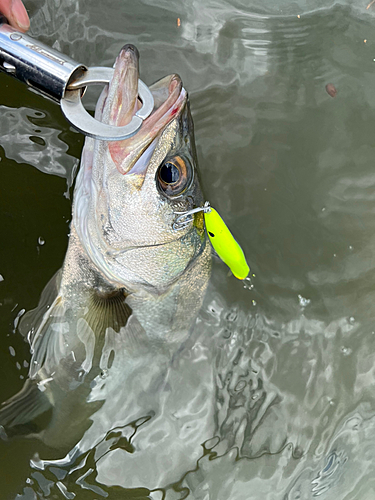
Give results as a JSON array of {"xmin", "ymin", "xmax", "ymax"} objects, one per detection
[
  {"xmin": 30, "ymin": 289, "xmax": 140, "ymax": 381},
  {"xmin": 0, "ymin": 379, "xmax": 52, "ymax": 437},
  {"xmin": 85, "ymin": 290, "xmax": 132, "ymax": 337},
  {"xmin": 89, "ymin": 293, "xmax": 149, "ymax": 370},
  {"xmin": 78, "ymin": 290, "xmax": 143, "ymax": 370}
]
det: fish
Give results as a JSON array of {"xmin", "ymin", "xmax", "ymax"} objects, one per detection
[{"xmin": 0, "ymin": 45, "xmax": 213, "ymax": 486}]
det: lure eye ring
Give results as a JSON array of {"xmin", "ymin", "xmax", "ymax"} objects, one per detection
[
  {"xmin": 156, "ymin": 156, "xmax": 192, "ymax": 198},
  {"xmin": 173, "ymin": 202, "xmax": 211, "ymax": 231}
]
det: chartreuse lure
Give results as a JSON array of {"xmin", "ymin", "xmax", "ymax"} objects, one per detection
[{"xmin": 173, "ymin": 202, "xmax": 250, "ymax": 280}]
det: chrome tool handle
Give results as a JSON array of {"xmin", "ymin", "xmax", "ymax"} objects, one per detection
[
  {"xmin": 0, "ymin": 15, "xmax": 154, "ymax": 140},
  {"xmin": 0, "ymin": 15, "xmax": 86, "ymax": 101}
]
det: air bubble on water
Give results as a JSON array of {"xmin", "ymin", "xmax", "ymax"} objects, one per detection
[
  {"xmin": 321, "ymin": 207, "xmax": 326, "ymax": 212},
  {"xmin": 243, "ymin": 276, "xmax": 254, "ymax": 291},
  {"xmin": 329, "ymin": 399, "xmax": 335, "ymax": 406},
  {"xmin": 226, "ymin": 310, "xmax": 238, "ymax": 322},
  {"xmin": 341, "ymin": 346, "xmax": 352, "ymax": 356},
  {"xmin": 349, "ymin": 245, "xmax": 353, "ymax": 250},
  {"xmin": 333, "ymin": 253, "xmax": 337, "ymax": 257},
  {"xmin": 204, "ymin": 436, "xmax": 220, "ymax": 450},
  {"xmin": 298, "ymin": 294, "xmax": 311, "ymax": 308},
  {"xmin": 349, "ymin": 316, "xmax": 355, "ymax": 324},
  {"xmin": 26, "ymin": 478, "xmax": 33, "ymax": 485},
  {"xmin": 38, "ymin": 237, "xmax": 45, "ymax": 246},
  {"xmin": 235, "ymin": 380, "xmax": 247, "ymax": 392}
]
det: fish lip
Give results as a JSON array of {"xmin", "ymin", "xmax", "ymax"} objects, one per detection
[
  {"xmin": 94, "ymin": 46, "xmax": 187, "ymax": 176},
  {"xmin": 102, "ymin": 44, "xmax": 140, "ymax": 128},
  {"xmin": 107, "ymin": 70, "xmax": 187, "ymax": 176},
  {"xmin": 121, "ymin": 44, "xmax": 139, "ymax": 61}
]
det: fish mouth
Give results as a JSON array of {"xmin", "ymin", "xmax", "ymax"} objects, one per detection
[{"xmin": 96, "ymin": 44, "xmax": 187, "ymax": 176}]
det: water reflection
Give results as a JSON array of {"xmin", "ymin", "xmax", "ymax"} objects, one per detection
[
  {"xmin": 2, "ymin": 0, "xmax": 375, "ymax": 498},
  {"xmin": 7, "ymin": 289, "xmax": 375, "ymax": 498},
  {"xmin": 0, "ymin": 106, "xmax": 79, "ymax": 177}
]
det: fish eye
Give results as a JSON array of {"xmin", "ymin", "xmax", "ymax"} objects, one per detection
[
  {"xmin": 159, "ymin": 163, "xmax": 180, "ymax": 184},
  {"xmin": 157, "ymin": 156, "xmax": 192, "ymax": 197}
]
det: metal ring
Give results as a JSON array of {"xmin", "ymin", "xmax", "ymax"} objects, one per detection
[{"xmin": 61, "ymin": 67, "xmax": 154, "ymax": 141}]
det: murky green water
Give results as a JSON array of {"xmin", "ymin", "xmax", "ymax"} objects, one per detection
[{"xmin": 2, "ymin": 0, "xmax": 375, "ymax": 498}]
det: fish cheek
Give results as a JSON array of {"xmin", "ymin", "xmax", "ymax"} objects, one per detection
[
  {"xmin": 96, "ymin": 188, "xmax": 116, "ymax": 243},
  {"xmin": 96, "ymin": 172, "xmax": 138, "ymax": 245}
]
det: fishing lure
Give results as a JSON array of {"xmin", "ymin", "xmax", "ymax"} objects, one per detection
[{"xmin": 174, "ymin": 202, "xmax": 250, "ymax": 280}]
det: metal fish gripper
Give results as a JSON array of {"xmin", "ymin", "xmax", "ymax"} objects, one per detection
[{"xmin": 0, "ymin": 15, "xmax": 154, "ymax": 140}]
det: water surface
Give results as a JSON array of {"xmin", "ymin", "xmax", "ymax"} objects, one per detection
[{"xmin": 1, "ymin": 0, "xmax": 375, "ymax": 498}]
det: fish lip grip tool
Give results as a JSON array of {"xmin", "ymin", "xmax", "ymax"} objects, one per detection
[{"xmin": 0, "ymin": 16, "xmax": 154, "ymax": 140}]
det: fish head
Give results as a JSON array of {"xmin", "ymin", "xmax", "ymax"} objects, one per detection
[{"xmin": 74, "ymin": 45, "xmax": 210, "ymax": 292}]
